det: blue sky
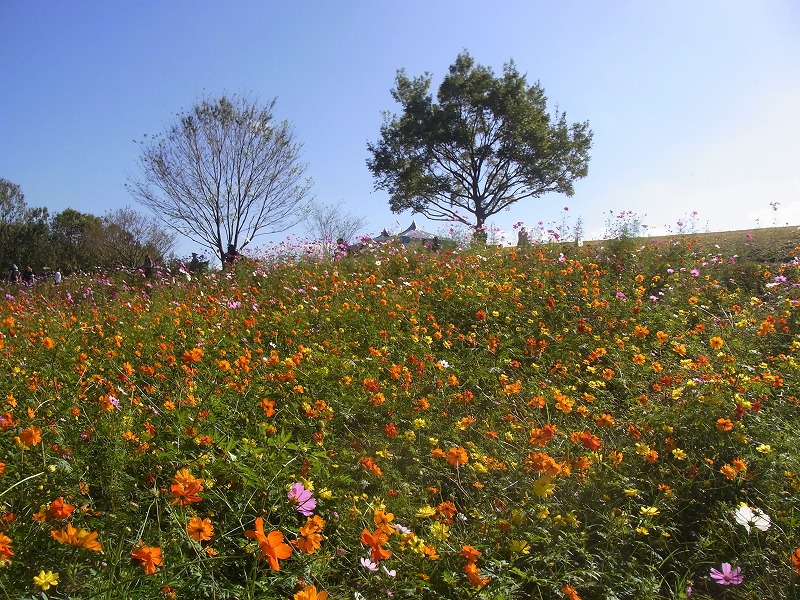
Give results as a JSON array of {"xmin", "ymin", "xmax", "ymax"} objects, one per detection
[{"xmin": 2, "ymin": 1, "xmax": 799, "ymax": 257}]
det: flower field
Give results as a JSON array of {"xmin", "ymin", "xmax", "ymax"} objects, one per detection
[{"xmin": 1, "ymin": 236, "xmax": 799, "ymax": 599}]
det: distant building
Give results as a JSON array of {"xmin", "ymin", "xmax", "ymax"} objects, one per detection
[
  {"xmin": 398, "ymin": 220, "xmax": 437, "ymax": 243},
  {"xmin": 369, "ymin": 221, "xmax": 448, "ymax": 248}
]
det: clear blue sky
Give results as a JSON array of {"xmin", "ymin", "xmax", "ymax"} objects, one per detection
[{"xmin": 2, "ymin": 1, "xmax": 799, "ymax": 256}]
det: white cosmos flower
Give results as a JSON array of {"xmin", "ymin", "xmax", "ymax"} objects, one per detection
[{"xmin": 733, "ymin": 503, "xmax": 770, "ymax": 533}]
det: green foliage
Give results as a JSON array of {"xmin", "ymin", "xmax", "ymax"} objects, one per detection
[
  {"xmin": 0, "ymin": 179, "xmax": 175, "ymax": 275},
  {"xmin": 0, "ymin": 239, "xmax": 799, "ymax": 599},
  {"xmin": 367, "ymin": 51, "xmax": 593, "ymax": 235}
]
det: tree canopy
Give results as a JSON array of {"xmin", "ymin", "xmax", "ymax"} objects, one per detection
[
  {"xmin": 0, "ymin": 178, "xmax": 175, "ymax": 275},
  {"xmin": 128, "ymin": 95, "xmax": 313, "ymax": 264},
  {"xmin": 367, "ymin": 52, "xmax": 593, "ymax": 236}
]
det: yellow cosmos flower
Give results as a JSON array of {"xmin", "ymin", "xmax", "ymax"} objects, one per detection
[
  {"xmin": 33, "ymin": 570, "xmax": 59, "ymax": 591},
  {"xmin": 429, "ymin": 521, "xmax": 450, "ymax": 541},
  {"xmin": 532, "ymin": 476, "xmax": 556, "ymax": 498},
  {"xmin": 671, "ymin": 448, "xmax": 687, "ymax": 460},
  {"xmin": 509, "ymin": 540, "xmax": 531, "ymax": 554}
]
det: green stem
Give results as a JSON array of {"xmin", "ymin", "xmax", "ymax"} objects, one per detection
[{"xmin": 0, "ymin": 470, "xmax": 45, "ymax": 499}]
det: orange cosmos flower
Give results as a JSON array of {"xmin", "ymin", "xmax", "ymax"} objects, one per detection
[
  {"xmin": 171, "ymin": 480, "xmax": 203, "ymax": 506},
  {"xmin": 644, "ymin": 449, "xmax": 659, "ymax": 464},
  {"xmin": 528, "ymin": 395, "xmax": 546, "ymax": 408},
  {"xmin": 187, "ymin": 516, "xmax": 214, "ymax": 542},
  {"xmin": 360, "ymin": 527, "xmax": 391, "ymax": 563},
  {"xmin": 50, "ymin": 523, "xmax": 103, "ymax": 552},
  {"xmin": 362, "ymin": 378, "xmax": 380, "ymax": 393},
  {"xmin": 0, "ymin": 532, "xmax": 13, "ymax": 561},
  {"xmin": 528, "ymin": 423, "xmax": 557, "ymax": 446},
  {"xmin": 46, "ymin": 497, "xmax": 76, "ymax": 520},
  {"xmin": 171, "ymin": 469, "xmax": 204, "ymax": 506},
  {"xmin": 293, "ymin": 585, "xmax": 329, "ymax": 600},
  {"xmin": 573, "ymin": 430, "xmax": 602, "ymax": 451},
  {"xmin": 719, "ymin": 464, "xmax": 737, "ymax": 480},
  {"xmin": 293, "ymin": 515, "xmax": 325, "ymax": 554},
  {"xmin": 709, "ymin": 336, "xmax": 724, "ymax": 350},
  {"xmin": 373, "ymin": 509, "xmax": 394, "ymax": 535},
  {"xmin": 41, "ymin": 337, "xmax": 55, "ymax": 349},
  {"xmin": 360, "ymin": 456, "xmax": 383, "ymax": 477},
  {"xmin": 554, "ymin": 391, "xmax": 574, "ymax": 414},
  {"xmin": 573, "ymin": 456, "xmax": 591, "ymax": 470},
  {"xmin": 595, "ymin": 413, "xmax": 614, "ymax": 427},
  {"xmin": 791, "ymin": 548, "xmax": 800, "ymax": 573},
  {"xmin": 182, "ymin": 347, "xmax": 204, "ymax": 364},
  {"xmin": 464, "ymin": 560, "xmax": 489, "ymax": 588},
  {"xmin": 244, "ymin": 517, "xmax": 293, "ymax": 570},
  {"xmin": 716, "ymin": 418, "xmax": 733, "ymax": 432},
  {"xmin": 447, "ymin": 446, "xmax": 469, "ymax": 468},
  {"xmin": 562, "ymin": 584, "xmax": 582, "ymax": 600},
  {"xmin": 260, "ymin": 398, "xmax": 276, "ymax": 417},
  {"xmin": 18, "ymin": 426, "xmax": 42, "ymax": 448},
  {"xmin": 384, "ymin": 422, "xmax": 399, "ymax": 437},
  {"xmin": 436, "ymin": 501, "xmax": 457, "ymax": 522},
  {"xmin": 131, "ymin": 541, "xmax": 163, "ymax": 574},
  {"xmin": 526, "ymin": 451, "xmax": 565, "ymax": 476},
  {"xmin": 459, "ymin": 545, "xmax": 482, "ymax": 562}
]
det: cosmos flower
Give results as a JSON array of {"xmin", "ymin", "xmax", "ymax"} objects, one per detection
[
  {"xmin": 293, "ymin": 585, "xmax": 329, "ymax": 600},
  {"xmin": 33, "ymin": 570, "xmax": 59, "ymax": 591},
  {"xmin": 360, "ymin": 556, "xmax": 378, "ymax": 572},
  {"xmin": 131, "ymin": 541, "xmax": 163, "ymax": 575},
  {"xmin": 288, "ymin": 482, "xmax": 317, "ymax": 516},
  {"xmin": 360, "ymin": 528, "xmax": 391, "ymax": 564},
  {"xmin": 244, "ymin": 517, "xmax": 292, "ymax": 571},
  {"xmin": 50, "ymin": 523, "xmax": 103, "ymax": 552},
  {"xmin": 46, "ymin": 497, "xmax": 75, "ymax": 520},
  {"xmin": 446, "ymin": 446, "xmax": 469, "ymax": 468},
  {"xmin": 709, "ymin": 562, "xmax": 743, "ymax": 585},
  {"xmin": 733, "ymin": 503, "xmax": 770, "ymax": 533},
  {"xmin": 187, "ymin": 516, "xmax": 214, "ymax": 541},
  {"xmin": 18, "ymin": 426, "xmax": 42, "ymax": 448}
]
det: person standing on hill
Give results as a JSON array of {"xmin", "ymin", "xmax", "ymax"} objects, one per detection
[
  {"xmin": 143, "ymin": 255, "xmax": 154, "ymax": 278},
  {"xmin": 21, "ymin": 266, "xmax": 35, "ymax": 286}
]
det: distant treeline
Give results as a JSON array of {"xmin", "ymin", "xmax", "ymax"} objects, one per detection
[{"xmin": 1, "ymin": 178, "xmax": 175, "ymax": 276}]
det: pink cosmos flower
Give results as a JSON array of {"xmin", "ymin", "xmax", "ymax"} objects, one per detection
[
  {"xmin": 709, "ymin": 562, "xmax": 743, "ymax": 585},
  {"xmin": 360, "ymin": 556, "xmax": 378, "ymax": 572},
  {"xmin": 287, "ymin": 482, "xmax": 317, "ymax": 516}
]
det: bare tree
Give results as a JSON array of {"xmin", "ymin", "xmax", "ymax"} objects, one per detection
[
  {"xmin": 102, "ymin": 206, "xmax": 176, "ymax": 268},
  {"xmin": 128, "ymin": 95, "xmax": 313, "ymax": 264},
  {"xmin": 303, "ymin": 200, "xmax": 368, "ymax": 258}
]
